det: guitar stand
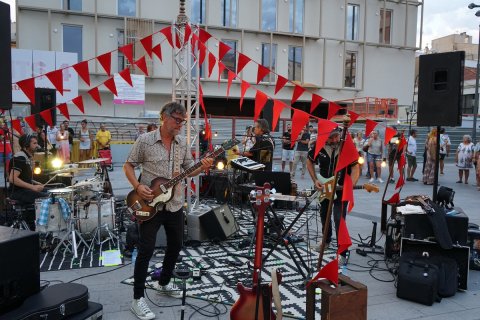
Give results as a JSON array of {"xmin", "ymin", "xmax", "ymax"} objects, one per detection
[{"xmin": 356, "ymin": 221, "xmax": 383, "ymax": 255}]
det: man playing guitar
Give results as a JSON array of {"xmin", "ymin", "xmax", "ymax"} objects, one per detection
[{"xmin": 123, "ymin": 101, "xmax": 213, "ymax": 320}]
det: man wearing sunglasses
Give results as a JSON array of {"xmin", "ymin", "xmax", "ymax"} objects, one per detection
[{"xmin": 124, "ymin": 101, "xmax": 213, "ymax": 320}]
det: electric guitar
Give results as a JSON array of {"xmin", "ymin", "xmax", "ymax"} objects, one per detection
[
  {"xmin": 230, "ymin": 183, "xmax": 282, "ymax": 320},
  {"xmin": 317, "ymin": 174, "xmax": 379, "ymax": 203},
  {"xmin": 126, "ymin": 138, "xmax": 239, "ymax": 222}
]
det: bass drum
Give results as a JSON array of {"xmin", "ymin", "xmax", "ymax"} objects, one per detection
[
  {"xmin": 35, "ymin": 198, "xmax": 68, "ymax": 235},
  {"xmin": 77, "ymin": 198, "xmax": 115, "ymax": 236}
]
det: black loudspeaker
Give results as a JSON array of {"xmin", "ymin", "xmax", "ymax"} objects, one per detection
[
  {"xmin": 0, "ymin": 226, "xmax": 40, "ymax": 314},
  {"xmin": 31, "ymin": 88, "xmax": 57, "ymax": 128},
  {"xmin": 253, "ymin": 171, "xmax": 292, "ymax": 195},
  {"xmin": 417, "ymin": 51, "xmax": 464, "ymax": 127},
  {"xmin": 199, "ymin": 204, "xmax": 238, "ymax": 241},
  {"xmin": 260, "ymin": 99, "xmax": 276, "ymax": 132},
  {"xmin": 0, "ymin": 2, "xmax": 12, "ymax": 110}
]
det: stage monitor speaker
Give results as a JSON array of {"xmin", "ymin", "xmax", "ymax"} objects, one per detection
[
  {"xmin": 0, "ymin": 2, "xmax": 12, "ymax": 110},
  {"xmin": 31, "ymin": 88, "xmax": 57, "ymax": 128},
  {"xmin": 199, "ymin": 204, "xmax": 238, "ymax": 241},
  {"xmin": 417, "ymin": 51, "xmax": 464, "ymax": 127},
  {"xmin": 0, "ymin": 226, "xmax": 40, "ymax": 314},
  {"xmin": 187, "ymin": 204, "xmax": 212, "ymax": 241}
]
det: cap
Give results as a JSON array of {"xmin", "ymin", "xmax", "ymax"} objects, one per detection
[{"xmin": 329, "ymin": 127, "xmax": 342, "ymax": 138}]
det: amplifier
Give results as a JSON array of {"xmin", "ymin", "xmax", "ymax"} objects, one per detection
[
  {"xmin": 199, "ymin": 204, "xmax": 238, "ymax": 241},
  {"xmin": 187, "ymin": 204, "xmax": 212, "ymax": 242}
]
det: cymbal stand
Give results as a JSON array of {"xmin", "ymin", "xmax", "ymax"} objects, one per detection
[
  {"xmin": 53, "ymin": 202, "xmax": 90, "ymax": 258},
  {"xmin": 86, "ymin": 191, "xmax": 119, "ymax": 254}
]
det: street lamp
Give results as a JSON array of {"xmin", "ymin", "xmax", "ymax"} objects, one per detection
[{"xmin": 469, "ymin": 3, "xmax": 480, "ymax": 143}]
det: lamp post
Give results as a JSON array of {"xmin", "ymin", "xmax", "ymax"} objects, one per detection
[{"xmin": 469, "ymin": 3, "xmax": 480, "ymax": 143}]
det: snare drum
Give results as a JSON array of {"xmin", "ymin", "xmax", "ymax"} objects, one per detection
[
  {"xmin": 77, "ymin": 198, "xmax": 115, "ymax": 236},
  {"xmin": 47, "ymin": 188, "xmax": 74, "ymax": 202},
  {"xmin": 35, "ymin": 198, "xmax": 68, "ymax": 234},
  {"xmin": 73, "ymin": 177, "xmax": 105, "ymax": 200}
]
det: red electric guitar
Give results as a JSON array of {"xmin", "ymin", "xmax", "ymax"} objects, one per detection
[{"xmin": 230, "ymin": 183, "xmax": 282, "ymax": 320}]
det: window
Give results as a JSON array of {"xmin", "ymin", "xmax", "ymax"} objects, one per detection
[
  {"xmin": 344, "ymin": 51, "xmax": 357, "ymax": 88},
  {"xmin": 346, "ymin": 4, "xmax": 359, "ymax": 41},
  {"xmin": 118, "ymin": 0, "xmax": 136, "ymax": 17},
  {"xmin": 63, "ymin": 0, "xmax": 82, "ymax": 11},
  {"xmin": 289, "ymin": 0, "xmax": 304, "ymax": 34},
  {"xmin": 117, "ymin": 29, "xmax": 125, "ymax": 72},
  {"xmin": 191, "ymin": 0, "xmax": 206, "ymax": 24},
  {"xmin": 63, "ymin": 25, "xmax": 82, "ymax": 61},
  {"xmin": 220, "ymin": 40, "xmax": 237, "ymax": 79},
  {"xmin": 261, "ymin": 43, "xmax": 277, "ymax": 82},
  {"xmin": 261, "ymin": 0, "xmax": 277, "ymax": 31},
  {"xmin": 288, "ymin": 46, "xmax": 302, "ymax": 81},
  {"xmin": 222, "ymin": 0, "xmax": 238, "ymax": 27},
  {"xmin": 379, "ymin": 9, "xmax": 392, "ymax": 44}
]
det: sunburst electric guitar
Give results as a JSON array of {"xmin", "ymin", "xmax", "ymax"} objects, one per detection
[
  {"xmin": 317, "ymin": 174, "xmax": 379, "ymax": 203},
  {"xmin": 126, "ymin": 138, "xmax": 239, "ymax": 222}
]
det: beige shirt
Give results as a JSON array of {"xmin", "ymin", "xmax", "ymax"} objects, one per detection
[{"xmin": 126, "ymin": 128, "xmax": 194, "ymax": 212}]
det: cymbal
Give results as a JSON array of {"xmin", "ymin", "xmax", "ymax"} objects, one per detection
[
  {"xmin": 48, "ymin": 188, "xmax": 74, "ymax": 194},
  {"xmin": 52, "ymin": 167, "xmax": 92, "ymax": 174},
  {"xmin": 77, "ymin": 158, "xmax": 110, "ymax": 164}
]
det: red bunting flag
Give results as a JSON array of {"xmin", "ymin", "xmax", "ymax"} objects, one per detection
[
  {"xmin": 207, "ymin": 52, "xmax": 216, "ymax": 78},
  {"xmin": 175, "ymin": 32, "xmax": 181, "ymax": 48},
  {"xmin": 274, "ymin": 75, "xmax": 288, "ymax": 94},
  {"xmin": 57, "ymin": 103, "xmax": 70, "ymax": 120},
  {"xmin": 134, "ymin": 56, "xmax": 149, "ymax": 76},
  {"xmin": 239, "ymin": 80, "xmax": 250, "ymax": 110},
  {"xmin": 190, "ymin": 33, "xmax": 198, "ymax": 53},
  {"xmin": 226, "ymin": 70, "xmax": 236, "ymax": 98},
  {"xmin": 365, "ymin": 119, "xmax": 378, "ymax": 137},
  {"xmin": 152, "ymin": 44, "xmax": 162, "ymax": 62},
  {"xmin": 384, "ymin": 127, "xmax": 397, "ymax": 145},
  {"xmin": 198, "ymin": 42, "xmax": 207, "ymax": 65},
  {"xmin": 254, "ymin": 90, "xmax": 268, "ymax": 121},
  {"xmin": 218, "ymin": 41, "xmax": 231, "ymax": 61},
  {"xmin": 335, "ymin": 133, "xmax": 358, "ymax": 173},
  {"xmin": 327, "ymin": 102, "xmax": 341, "ymax": 120},
  {"xmin": 341, "ymin": 173, "xmax": 354, "ymax": 212},
  {"xmin": 73, "ymin": 61, "xmax": 91, "ymax": 86},
  {"xmin": 291, "ymin": 85, "xmax": 305, "ymax": 105},
  {"xmin": 184, "ymin": 24, "xmax": 192, "ymax": 44},
  {"xmin": 237, "ymin": 53, "xmax": 251, "ymax": 74},
  {"xmin": 160, "ymin": 27, "xmax": 174, "ymax": 48},
  {"xmin": 198, "ymin": 28, "xmax": 212, "ymax": 43},
  {"xmin": 198, "ymin": 85, "xmax": 205, "ymax": 112},
  {"xmin": 307, "ymin": 259, "xmax": 339, "ymax": 287},
  {"xmin": 39, "ymin": 109, "xmax": 53, "ymax": 127},
  {"xmin": 119, "ymin": 68, "xmax": 133, "ymax": 87},
  {"xmin": 24, "ymin": 115, "xmax": 37, "ymax": 131},
  {"xmin": 395, "ymin": 173, "xmax": 405, "ymax": 189},
  {"xmin": 217, "ymin": 62, "xmax": 226, "ymax": 86},
  {"xmin": 348, "ymin": 111, "xmax": 360, "ymax": 126},
  {"xmin": 256, "ymin": 65, "xmax": 270, "ymax": 84},
  {"xmin": 11, "ymin": 119, "xmax": 23, "ymax": 135},
  {"xmin": 337, "ymin": 215, "xmax": 352, "ymax": 255},
  {"xmin": 387, "ymin": 192, "xmax": 400, "ymax": 204},
  {"xmin": 72, "ymin": 96, "xmax": 85, "ymax": 113},
  {"xmin": 119, "ymin": 43, "xmax": 134, "ymax": 64},
  {"xmin": 45, "ymin": 69, "xmax": 64, "ymax": 95},
  {"xmin": 97, "ymin": 52, "xmax": 112, "ymax": 76},
  {"xmin": 398, "ymin": 153, "xmax": 406, "ymax": 171},
  {"xmin": 314, "ymin": 120, "xmax": 338, "ymax": 158},
  {"xmin": 290, "ymin": 109, "xmax": 310, "ymax": 149},
  {"xmin": 103, "ymin": 77, "xmax": 118, "ymax": 96},
  {"xmin": 17, "ymin": 78, "xmax": 36, "ymax": 105},
  {"xmin": 140, "ymin": 34, "xmax": 153, "ymax": 58},
  {"xmin": 310, "ymin": 94, "xmax": 323, "ymax": 113},
  {"xmin": 88, "ymin": 87, "xmax": 102, "ymax": 106},
  {"xmin": 271, "ymin": 100, "xmax": 286, "ymax": 131}
]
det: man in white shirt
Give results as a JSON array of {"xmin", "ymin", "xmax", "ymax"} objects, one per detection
[
  {"xmin": 439, "ymin": 128, "xmax": 451, "ymax": 175},
  {"xmin": 405, "ymin": 129, "xmax": 418, "ymax": 181}
]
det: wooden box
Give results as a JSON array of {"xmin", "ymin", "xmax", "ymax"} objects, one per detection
[{"xmin": 306, "ymin": 274, "xmax": 367, "ymax": 320}]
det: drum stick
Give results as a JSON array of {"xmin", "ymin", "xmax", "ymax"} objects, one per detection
[{"xmin": 44, "ymin": 174, "xmax": 58, "ymax": 186}]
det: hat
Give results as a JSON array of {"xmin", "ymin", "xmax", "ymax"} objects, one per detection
[{"xmin": 328, "ymin": 127, "xmax": 342, "ymax": 138}]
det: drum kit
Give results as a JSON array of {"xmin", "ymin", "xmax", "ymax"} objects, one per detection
[{"xmin": 37, "ymin": 158, "xmax": 118, "ymax": 257}]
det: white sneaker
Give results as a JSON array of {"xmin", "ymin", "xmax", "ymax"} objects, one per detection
[
  {"xmin": 369, "ymin": 178, "xmax": 374, "ymax": 183},
  {"xmin": 131, "ymin": 297, "xmax": 155, "ymax": 320},
  {"xmin": 156, "ymin": 282, "xmax": 182, "ymax": 298},
  {"xmin": 377, "ymin": 178, "xmax": 384, "ymax": 183}
]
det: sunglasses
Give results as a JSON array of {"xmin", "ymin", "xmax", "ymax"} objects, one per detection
[{"xmin": 170, "ymin": 115, "xmax": 187, "ymax": 125}]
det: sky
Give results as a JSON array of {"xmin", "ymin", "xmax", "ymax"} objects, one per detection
[{"xmin": 2, "ymin": 0, "xmax": 480, "ymax": 49}]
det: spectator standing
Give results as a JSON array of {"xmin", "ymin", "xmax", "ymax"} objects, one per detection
[
  {"xmin": 455, "ymin": 135, "xmax": 475, "ymax": 184},
  {"xmin": 63, "ymin": 120, "xmax": 74, "ymax": 151},
  {"xmin": 96, "ymin": 124, "xmax": 112, "ymax": 150},
  {"xmin": 56, "ymin": 123, "xmax": 70, "ymax": 164},
  {"xmin": 439, "ymin": 128, "xmax": 451, "ymax": 175},
  {"xmin": 46, "ymin": 125, "xmax": 58, "ymax": 154},
  {"xmin": 353, "ymin": 131, "xmax": 365, "ymax": 176},
  {"xmin": 405, "ymin": 129, "xmax": 418, "ymax": 181},
  {"xmin": 79, "ymin": 120, "xmax": 93, "ymax": 163},
  {"xmin": 423, "ymin": 128, "xmax": 437, "ymax": 185},
  {"xmin": 135, "ymin": 125, "xmax": 146, "ymax": 140},
  {"xmin": 281, "ymin": 124, "xmax": 294, "ymax": 173},
  {"xmin": 365, "ymin": 130, "xmax": 383, "ymax": 183},
  {"xmin": 292, "ymin": 127, "xmax": 310, "ymax": 179}
]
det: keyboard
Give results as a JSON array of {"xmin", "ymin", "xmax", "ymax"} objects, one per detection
[{"xmin": 231, "ymin": 157, "xmax": 265, "ymax": 172}]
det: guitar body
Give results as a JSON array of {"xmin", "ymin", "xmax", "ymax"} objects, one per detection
[
  {"xmin": 230, "ymin": 283, "xmax": 276, "ymax": 320},
  {"xmin": 317, "ymin": 174, "xmax": 379, "ymax": 203}
]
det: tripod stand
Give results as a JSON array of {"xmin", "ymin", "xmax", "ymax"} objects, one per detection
[
  {"xmin": 86, "ymin": 191, "xmax": 119, "ymax": 254},
  {"xmin": 53, "ymin": 211, "xmax": 90, "ymax": 259}
]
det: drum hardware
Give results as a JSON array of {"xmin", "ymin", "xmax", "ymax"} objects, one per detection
[
  {"xmin": 52, "ymin": 212, "xmax": 90, "ymax": 259},
  {"xmin": 86, "ymin": 191, "xmax": 119, "ymax": 254}
]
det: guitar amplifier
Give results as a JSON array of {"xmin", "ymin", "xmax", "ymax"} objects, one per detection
[
  {"xmin": 187, "ymin": 204, "xmax": 212, "ymax": 242},
  {"xmin": 199, "ymin": 204, "xmax": 238, "ymax": 241}
]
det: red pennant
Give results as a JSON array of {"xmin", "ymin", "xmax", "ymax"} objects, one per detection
[
  {"xmin": 160, "ymin": 27, "xmax": 174, "ymax": 48},
  {"xmin": 341, "ymin": 173, "xmax": 354, "ymax": 212},
  {"xmin": 119, "ymin": 43, "xmax": 134, "ymax": 64},
  {"xmin": 198, "ymin": 85, "xmax": 205, "ymax": 113},
  {"xmin": 208, "ymin": 52, "xmax": 216, "ymax": 78},
  {"xmin": 337, "ymin": 215, "xmax": 352, "ymax": 254},
  {"xmin": 310, "ymin": 94, "xmax": 323, "ymax": 113},
  {"xmin": 152, "ymin": 44, "xmax": 163, "ymax": 62},
  {"xmin": 274, "ymin": 75, "xmax": 288, "ymax": 94},
  {"xmin": 56, "ymin": 103, "xmax": 70, "ymax": 120},
  {"xmin": 237, "ymin": 53, "xmax": 251, "ymax": 74},
  {"xmin": 335, "ymin": 133, "xmax": 358, "ymax": 173},
  {"xmin": 254, "ymin": 90, "xmax": 268, "ymax": 121},
  {"xmin": 291, "ymin": 85, "xmax": 305, "ymax": 105},
  {"xmin": 72, "ymin": 96, "xmax": 85, "ymax": 113},
  {"xmin": 184, "ymin": 24, "xmax": 192, "ymax": 44},
  {"xmin": 290, "ymin": 109, "xmax": 310, "ymax": 149},
  {"xmin": 190, "ymin": 33, "xmax": 198, "ymax": 53},
  {"xmin": 103, "ymin": 77, "xmax": 118, "ymax": 96},
  {"xmin": 384, "ymin": 127, "xmax": 397, "ymax": 145},
  {"xmin": 327, "ymin": 102, "xmax": 341, "ymax": 120},
  {"xmin": 226, "ymin": 70, "xmax": 236, "ymax": 98},
  {"xmin": 348, "ymin": 112, "xmax": 360, "ymax": 126},
  {"xmin": 198, "ymin": 29, "xmax": 212, "ymax": 44},
  {"xmin": 395, "ymin": 173, "xmax": 405, "ymax": 189},
  {"xmin": 17, "ymin": 78, "xmax": 36, "ymax": 105},
  {"xmin": 365, "ymin": 119, "xmax": 378, "ymax": 137},
  {"xmin": 218, "ymin": 41, "xmax": 231, "ymax": 61},
  {"xmin": 88, "ymin": 87, "xmax": 102, "ymax": 106},
  {"xmin": 11, "ymin": 119, "xmax": 23, "ymax": 135},
  {"xmin": 271, "ymin": 100, "xmax": 286, "ymax": 131},
  {"xmin": 73, "ymin": 61, "xmax": 91, "ymax": 86},
  {"xmin": 314, "ymin": 120, "xmax": 338, "ymax": 158},
  {"xmin": 25, "ymin": 115, "xmax": 37, "ymax": 131},
  {"xmin": 387, "ymin": 192, "xmax": 400, "ymax": 204},
  {"xmin": 97, "ymin": 52, "xmax": 112, "ymax": 76},
  {"xmin": 256, "ymin": 65, "xmax": 270, "ymax": 84},
  {"xmin": 198, "ymin": 42, "xmax": 207, "ymax": 65},
  {"xmin": 217, "ymin": 62, "xmax": 226, "ymax": 86},
  {"xmin": 39, "ymin": 109, "xmax": 53, "ymax": 127},
  {"xmin": 398, "ymin": 153, "xmax": 406, "ymax": 171},
  {"xmin": 134, "ymin": 56, "xmax": 149, "ymax": 76},
  {"xmin": 239, "ymin": 80, "xmax": 250, "ymax": 110},
  {"xmin": 119, "ymin": 68, "xmax": 133, "ymax": 86},
  {"xmin": 175, "ymin": 32, "xmax": 181, "ymax": 49},
  {"xmin": 45, "ymin": 69, "xmax": 64, "ymax": 95},
  {"xmin": 140, "ymin": 34, "xmax": 153, "ymax": 58},
  {"xmin": 307, "ymin": 259, "xmax": 339, "ymax": 287}
]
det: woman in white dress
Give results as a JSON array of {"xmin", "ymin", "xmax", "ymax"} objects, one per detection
[
  {"xmin": 79, "ymin": 119, "xmax": 92, "ymax": 163},
  {"xmin": 56, "ymin": 123, "xmax": 70, "ymax": 163},
  {"xmin": 455, "ymin": 135, "xmax": 475, "ymax": 184}
]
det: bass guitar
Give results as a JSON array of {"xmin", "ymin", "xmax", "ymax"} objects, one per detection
[
  {"xmin": 230, "ymin": 183, "xmax": 282, "ymax": 320},
  {"xmin": 126, "ymin": 138, "xmax": 239, "ymax": 222},
  {"xmin": 317, "ymin": 174, "xmax": 379, "ymax": 203}
]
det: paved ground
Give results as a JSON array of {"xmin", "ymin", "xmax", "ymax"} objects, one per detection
[{"xmin": 4, "ymin": 160, "xmax": 480, "ymax": 320}]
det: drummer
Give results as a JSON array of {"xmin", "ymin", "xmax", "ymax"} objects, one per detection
[{"xmin": 8, "ymin": 134, "xmax": 48, "ymax": 230}]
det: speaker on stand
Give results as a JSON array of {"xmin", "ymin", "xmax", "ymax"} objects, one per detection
[{"xmin": 0, "ymin": 2, "xmax": 12, "ymax": 110}]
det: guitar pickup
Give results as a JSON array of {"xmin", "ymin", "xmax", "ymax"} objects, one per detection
[{"xmin": 136, "ymin": 211, "xmax": 150, "ymax": 217}]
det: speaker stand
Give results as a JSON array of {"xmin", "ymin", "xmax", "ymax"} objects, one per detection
[{"xmin": 356, "ymin": 221, "xmax": 383, "ymax": 255}]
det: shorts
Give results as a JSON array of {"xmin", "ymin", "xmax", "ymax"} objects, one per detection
[
  {"xmin": 439, "ymin": 153, "xmax": 446, "ymax": 160},
  {"xmin": 406, "ymin": 154, "xmax": 417, "ymax": 167},
  {"xmin": 367, "ymin": 153, "xmax": 382, "ymax": 163},
  {"xmin": 282, "ymin": 149, "xmax": 295, "ymax": 162}
]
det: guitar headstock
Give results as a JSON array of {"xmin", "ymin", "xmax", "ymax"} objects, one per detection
[
  {"xmin": 363, "ymin": 183, "xmax": 380, "ymax": 193},
  {"xmin": 254, "ymin": 183, "xmax": 271, "ymax": 212},
  {"xmin": 221, "ymin": 138, "xmax": 241, "ymax": 151}
]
